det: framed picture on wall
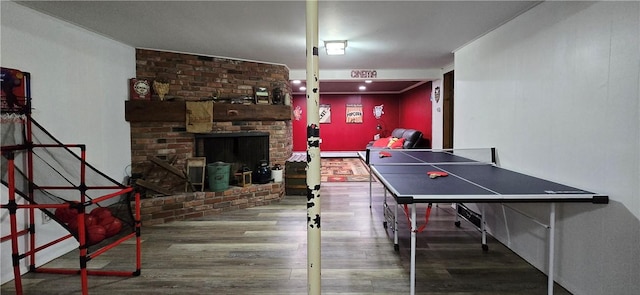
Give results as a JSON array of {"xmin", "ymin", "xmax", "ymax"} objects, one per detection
[
  {"xmin": 130, "ymin": 78, "xmax": 151, "ymax": 100},
  {"xmin": 319, "ymin": 104, "xmax": 331, "ymax": 123},
  {"xmin": 346, "ymin": 104, "xmax": 363, "ymax": 123}
]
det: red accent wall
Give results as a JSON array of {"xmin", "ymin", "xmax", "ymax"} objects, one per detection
[
  {"xmin": 399, "ymin": 83, "xmax": 432, "ymax": 141},
  {"xmin": 292, "ymin": 82, "xmax": 432, "ymax": 151}
]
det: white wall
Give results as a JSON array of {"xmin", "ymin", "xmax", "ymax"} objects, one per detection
[
  {"xmin": 1, "ymin": 2, "xmax": 135, "ymax": 284},
  {"xmin": 454, "ymin": 1, "xmax": 639, "ymax": 294}
]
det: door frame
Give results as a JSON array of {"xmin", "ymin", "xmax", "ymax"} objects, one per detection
[{"xmin": 442, "ymin": 70, "xmax": 454, "ymax": 149}]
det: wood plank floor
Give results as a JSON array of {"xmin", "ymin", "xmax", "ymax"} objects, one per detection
[{"xmin": 2, "ymin": 181, "xmax": 571, "ymax": 294}]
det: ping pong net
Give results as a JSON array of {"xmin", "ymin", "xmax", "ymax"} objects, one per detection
[{"xmin": 364, "ymin": 147, "xmax": 496, "ymax": 167}]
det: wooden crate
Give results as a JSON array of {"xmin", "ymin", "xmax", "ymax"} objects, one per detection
[{"xmin": 285, "ymin": 154, "xmax": 307, "ymax": 195}]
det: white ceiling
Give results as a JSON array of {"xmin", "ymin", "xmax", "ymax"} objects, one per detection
[{"xmin": 15, "ymin": 0, "xmax": 540, "ymax": 94}]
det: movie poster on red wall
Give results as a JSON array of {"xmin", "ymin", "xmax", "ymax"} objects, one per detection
[
  {"xmin": 1, "ymin": 67, "xmax": 29, "ymax": 109},
  {"xmin": 319, "ymin": 104, "xmax": 331, "ymax": 123},
  {"xmin": 346, "ymin": 104, "xmax": 363, "ymax": 123}
]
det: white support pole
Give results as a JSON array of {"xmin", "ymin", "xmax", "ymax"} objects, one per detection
[
  {"xmin": 548, "ymin": 203, "xmax": 556, "ymax": 295},
  {"xmin": 305, "ymin": 1, "xmax": 321, "ymax": 294}
]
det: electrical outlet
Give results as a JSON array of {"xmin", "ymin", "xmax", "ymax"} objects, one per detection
[{"xmin": 41, "ymin": 211, "xmax": 52, "ymax": 224}]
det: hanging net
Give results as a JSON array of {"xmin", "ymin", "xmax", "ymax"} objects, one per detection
[{"xmin": 1, "ymin": 114, "xmax": 136, "ymax": 251}]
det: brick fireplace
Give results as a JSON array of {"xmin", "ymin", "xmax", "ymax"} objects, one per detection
[
  {"xmin": 126, "ymin": 49, "xmax": 294, "ymax": 225},
  {"xmin": 128, "ymin": 119, "xmax": 292, "ymax": 190},
  {"xmin": 128, "ymin": 118, "xmax": 292, "ymax": 225}
]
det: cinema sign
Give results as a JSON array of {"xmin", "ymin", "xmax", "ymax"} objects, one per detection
[{"xmin": 350, "ymin": 69, "xmax": 377, "ymax": 79}]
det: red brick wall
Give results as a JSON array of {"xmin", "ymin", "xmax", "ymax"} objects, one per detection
[
  {"xmin": 135, "ymin": 49, "xmax": 290, "ymax": 100},
  {"xmin": 131, "ymin": 49, "xmax": 292, "ymax": 193},
  {"xmin": 139, "ymin": 183, "xmax": 284, "ymax": 226}
]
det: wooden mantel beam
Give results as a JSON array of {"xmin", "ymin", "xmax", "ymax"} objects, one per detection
[{"xmin": 125, "ymin": 100, "xmax": 292, "ymax": 122}]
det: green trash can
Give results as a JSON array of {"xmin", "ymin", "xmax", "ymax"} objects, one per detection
[{"xmin": 207, "ymin": 162, "xmax": 230, "ymax": 192}]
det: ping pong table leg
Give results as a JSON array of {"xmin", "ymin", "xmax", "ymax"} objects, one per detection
[
  {"xmin": 547, "ymin": 203, "xmax": 556, "ymax": 295},
  {"xmin": 410, "ymin": 203, "xmax": 417, "ymax": 295},
  {"xmin": 394, "ymin": 201, "xmax": 399, "ymax": 251},
  {"xmin": 382, "ymin": 190, "xmax": 387, "ymax": 228},
  {"xmin": 382, "ymin": 191, "xmax": 389, "ymax": 228},
  {"xmin": 481, "ymin": 205, "xmax": 488, "ymax": 251},
  {"xmin": 368, "ymin": 171, "xmax": 372, "ymax": 208},
  {"xmin": 382, "ymin": 188, "xmax": 400, "ymax": 251}
]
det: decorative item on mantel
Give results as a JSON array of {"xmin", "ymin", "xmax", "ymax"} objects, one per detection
[
  {"xmin": 129, "ymin": 78, "xmax": 151, "ymax": 100},
  {"xmin": 185, "ymin": 100, "xmax": 214, "ymax": 133},
  {"xmin": 255, "ymin": 87, "xmax": 270, "ymax": 104},
  {"xmin": 203, "ymin": 89, "xmax": 219, "ymax": 102},
  {"xmin": 272, "ymin": 87, "xmax": 284, "ymax": 105},
  {"xmin": 231, "ymin": 96, "xmax": 254, "ymax": 104},
  {"xmin": 153, "ymin": 80, "xmax": 170, "ymax": 101}
]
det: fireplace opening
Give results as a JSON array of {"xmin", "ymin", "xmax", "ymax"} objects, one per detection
[{"xmin": 195, "ymin": 132, "xmax": 270, "ymax": 185}]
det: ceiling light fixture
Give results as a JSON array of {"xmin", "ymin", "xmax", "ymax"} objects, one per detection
[
  {"xmin": 300, "ymin": 86, "xmax": 307, "ymax": 91},
  {"xmin": 324, "ymin": 40, "xmax": 347, "ymax": 55},
  {"xmin": 359, "ymin": 85, "xmax": 366, "ymax": 91},
  {"xmin": 364, "ymin": 80, "xmax": 372, "ymax": 83},
  {"xmin": 292, "ymin": 80, "xmax": 301, "ymax": 84}
]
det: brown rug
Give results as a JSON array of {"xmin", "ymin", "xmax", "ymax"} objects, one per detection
[{"xmin": 321, "ymin": 158, "xmax": 371, "ymax": 182}]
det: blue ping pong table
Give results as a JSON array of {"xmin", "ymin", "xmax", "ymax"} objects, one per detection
[{"xmin": 359, "ymin": 148, "xmax": 608, "ymax": 295}]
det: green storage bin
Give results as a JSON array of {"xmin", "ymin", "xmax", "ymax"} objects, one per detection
[{"xmin": 207, "ymin": 162, "xmax": 230, "ymax": 192}]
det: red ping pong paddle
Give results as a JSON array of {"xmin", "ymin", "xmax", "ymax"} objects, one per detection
[
  {"xmin": 379, "ymin": 151, "xmax": 392, "ymax": 158},
  {"xmin": 427, "ymin": 171, "xmax": 448, "ymax": 179}
]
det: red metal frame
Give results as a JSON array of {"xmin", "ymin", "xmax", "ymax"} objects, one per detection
[
  {"xmin": 1, "ymin": 85, "xmax": 142, "ymax": 294},
  {"xmin": 1, "ymin": 150, "xmax": 142, "ymax": 294}
]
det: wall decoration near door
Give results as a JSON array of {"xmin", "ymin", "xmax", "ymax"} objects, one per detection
[
  {"xmin": 373, "ymin": 104, "xmax": 384, "ymax": 119},
  {"xmin": 346, "ymin": 104, "xmax": 363, "ymax": 123},
  {"xmin": 319, "ymin": 104, "xmax": 331, "ymax": 123}
]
